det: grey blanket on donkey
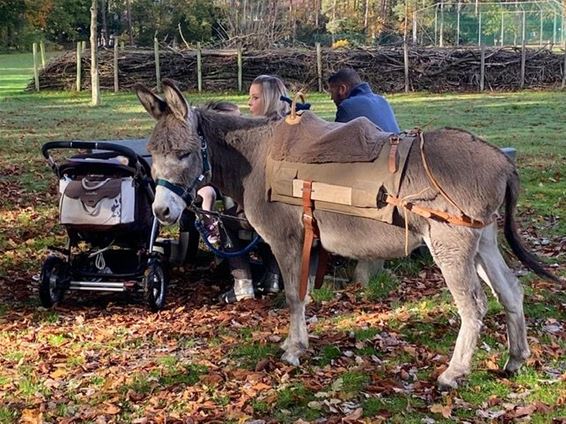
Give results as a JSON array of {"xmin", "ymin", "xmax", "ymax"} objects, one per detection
[{"xmin": 269, "ymin": 111, "xmax": 394, "ymax": 163}]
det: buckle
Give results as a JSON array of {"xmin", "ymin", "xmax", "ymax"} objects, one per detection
[{"xmin": 376, "ymin": 187, "xmax": 389, "ymax": 208}]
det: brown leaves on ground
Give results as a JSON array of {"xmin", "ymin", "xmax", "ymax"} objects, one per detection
[{"xmin": 0, "ymin": 189, "xmax": 564, "ymax": 422}]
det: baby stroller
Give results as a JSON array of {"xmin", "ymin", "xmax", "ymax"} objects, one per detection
[{"xmin": 40, "ymin": 140, "xmax": 173, "ymax": 311}]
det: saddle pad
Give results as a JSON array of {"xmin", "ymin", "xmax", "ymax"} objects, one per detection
[
  {"xmin": 270, "ymin": 111, "xmax": 393, "ymax": 164},
  {"xmin": 266, "ymin": 133, "xmax": 415, "ymax": 223}
]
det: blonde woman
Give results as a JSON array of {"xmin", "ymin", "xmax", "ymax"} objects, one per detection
[
  {"xmin": 248, "ymin": 75, "xmax": 290, "ymax": 118},
  {"xmin": 219, "ymin": 76, "xmax": 289, "ymax": 304}
]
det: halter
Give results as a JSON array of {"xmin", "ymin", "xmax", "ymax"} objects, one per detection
[{"xmin": 155, "ymin": 129, "xmax": 211, "ymax": 206}]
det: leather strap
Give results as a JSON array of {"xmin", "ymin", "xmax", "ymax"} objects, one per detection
[
  {"xmin": 388, "ymin": 136, "xmax": 400, "ymax": 174},
  {"xmin": 385, "ymin": 194, "xmax": 486, "ymax": 228},
  {"xmin": 299, "ymin": 181, "xmax": 316, "ymax": 301},
  {"xmin": 314, "ymin": 248, "xmax": 329, "ymax": 290},
  {"xmin": 298, "ymin": 180, "xmax": 329, "ymax": 301}
]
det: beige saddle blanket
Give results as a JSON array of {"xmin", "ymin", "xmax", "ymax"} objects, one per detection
[{"xmin": 266, "ymin": 113, "xmax": 415, "ymax": 223}]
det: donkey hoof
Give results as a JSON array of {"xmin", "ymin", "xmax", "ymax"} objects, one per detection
[
  {"xmin": 503, "ymin": 357, "xmax": 526, "ymax": 376},
  {"xmin": 281, "ymin": 350, "xmax": 301, "ymax": 366},
  {"xmin": 436, "ymin": 373, "xmax": 460, "ymax": 391}
]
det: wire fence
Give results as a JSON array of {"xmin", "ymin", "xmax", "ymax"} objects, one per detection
[{"xmin": 413, "ymin": 0, "xmax": 565, "ymax": 47}]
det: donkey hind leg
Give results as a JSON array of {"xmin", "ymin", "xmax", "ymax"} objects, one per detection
[
  {"xmin": 425, "ymin": 225, "xmax": 487, "ymax": 389},
  {"xmin": 270, "ymin": 240, "xmax": 308, "ymax": 366},
  {"xmin": 475, "ymin": 223, "xmax": 529, "ymax": 375}
]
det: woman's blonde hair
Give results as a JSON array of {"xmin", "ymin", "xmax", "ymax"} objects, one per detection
[{"xmin": 252, "ymin": 75, "xmax": 289, "ymax": 118}]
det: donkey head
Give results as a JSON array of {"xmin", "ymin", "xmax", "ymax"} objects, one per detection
[{"xmin": 135, "ymin": 80, "xmax": 208, "ymax": 225}]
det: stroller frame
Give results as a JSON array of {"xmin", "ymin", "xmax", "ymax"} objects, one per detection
[{"xmin": 41, "ymin": 140, "xmax": 169, "ymax": 310}]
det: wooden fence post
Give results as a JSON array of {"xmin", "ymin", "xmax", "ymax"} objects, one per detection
[
  {"xmin": 32, "ymin": 43, "xmax": 40, "ymax": 91},
  {"xmin": 114, "ymin": 41, "xmax": 119, "ymax": 93},
  {"xmin": 479, "ymin": 44, "xmax": 485, "ymax": 91},
  {"xmin": 197, "ymin": 42, "xmax": 202, "ymax": 93},
  {"xmin": 316, "ymin": 42, "xmax": 322, "ymax": 92},
  {"xmin": 520, "ymin": 43, "xmax": 526, "ymax": 89},
  {"xmin": 237, "ymin": 45, "xmax": 243, "ymax": 92},
  {"xmin": 76, "ymin": 41, "xmax": 81, "ymax": 92},
  {"xmin": 40, "ymin": 40, "xmax": 46, "ymax": 69},
  {"xmin": 154, "ymin": 36, "xmax": 161, "ymax": 92}
]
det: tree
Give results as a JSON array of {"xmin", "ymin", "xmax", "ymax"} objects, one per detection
[{"xmin": 90, "ymin": 0, "xmax": 100, "ymax": 106}]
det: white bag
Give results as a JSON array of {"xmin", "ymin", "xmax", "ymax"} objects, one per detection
[{"xmin": 59, "ymin": 176, "xmax": 135, "ymax": 226}]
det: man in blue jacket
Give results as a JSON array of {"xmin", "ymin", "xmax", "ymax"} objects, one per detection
[
  {"xmin": 326, "ymin": 68, "xmax": 400, "ymax": 285},
  {"xmin": 328, "ymin": 68, "xmax": 400, "ymax": 133}
]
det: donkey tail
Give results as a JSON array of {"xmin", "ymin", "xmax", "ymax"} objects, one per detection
[{"xmin": 504, "ymin": 171, "xmax": 560, "ymax": 283}]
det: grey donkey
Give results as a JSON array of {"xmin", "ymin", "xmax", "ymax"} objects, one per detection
[{"xmin": 135, "ymin": 79, "xmax": 559, "ymax": 389}]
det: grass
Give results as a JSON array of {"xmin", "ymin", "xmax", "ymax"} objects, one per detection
[
  {"xmin": 364, "ymin": 271, "xmax": 398, "ymax": 301},
  {"xmin": 0, "ymin": 52, "xmax": 565, "ymax": 423}
]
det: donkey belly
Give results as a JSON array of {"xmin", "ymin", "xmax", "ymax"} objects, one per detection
[{"xmin": 317, "ymin": 211, "xmax": 423, "ymax": 260}]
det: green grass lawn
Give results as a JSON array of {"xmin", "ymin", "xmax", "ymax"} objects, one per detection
[{"xmin": 0, "ymin": 52, "xmax": 565, "ymax": 423}]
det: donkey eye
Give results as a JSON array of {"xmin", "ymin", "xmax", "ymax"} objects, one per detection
[{"xmin": 177, "ymin": 152, "xmax": 191, "ymax": 160}]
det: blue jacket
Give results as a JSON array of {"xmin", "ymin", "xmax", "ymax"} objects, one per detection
[{"xmin": 336, "ymin": 83, "xmax": 400, "ymax": 133}]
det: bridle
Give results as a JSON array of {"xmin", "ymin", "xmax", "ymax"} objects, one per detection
[{"xmin": 154, "ymin": 127, "xmax": 211, "ymax": 206}]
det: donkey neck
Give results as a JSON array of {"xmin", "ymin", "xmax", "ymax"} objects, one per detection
[{"xmin": 197, "ymin": 110, "xmax": 273, "ymax": 204}]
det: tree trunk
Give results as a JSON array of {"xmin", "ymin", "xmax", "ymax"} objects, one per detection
[
  {"xmin": 364, "ymin": 0, "xmax": 369, "ymax": 33},
  {"xmin": 126, "ymin": 0, "xmax": 133, "ymax": 46},
  {"xmin": 91, "ymin": 0, "xmax": 101, "ymax": 106},
  {"xmin": 100, "ymin": 0, "xmax": 108, "ymax": 47}
]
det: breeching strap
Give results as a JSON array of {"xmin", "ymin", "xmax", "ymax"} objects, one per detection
[
  {"xmin": 299, "ymin": 180, "xmax": 328, "ymax": 302},
  {"xmin": 384, "ymin": 129, "xmax": 487, "ymax": 230}
]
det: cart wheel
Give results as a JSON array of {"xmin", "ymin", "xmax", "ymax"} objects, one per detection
[
  {"xmin": 39, "ymin": 256, "xmax": 68, "ymax": 308},
  {"xmin": 144, "ymin": 259, "xmax": 168, "ymax": 311}
]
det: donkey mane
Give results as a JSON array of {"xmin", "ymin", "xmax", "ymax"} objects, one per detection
[{"xmin": 196, "ymin": 108, "xmax": 275, "ymax": 149}]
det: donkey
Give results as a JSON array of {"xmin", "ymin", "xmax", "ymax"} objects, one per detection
[{"xmin": 135, "ymin": 79, "xmax": 558, "ymax": 389}]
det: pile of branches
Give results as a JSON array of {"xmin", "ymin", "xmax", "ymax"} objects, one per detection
[{"xmin": 32, "ymin": 46, "xmax": 565, "ymax": 93}]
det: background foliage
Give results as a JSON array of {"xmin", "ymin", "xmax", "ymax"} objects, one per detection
[{"xmin": 0, "ymin": 0, "xmax": 423, "ymax": 51}]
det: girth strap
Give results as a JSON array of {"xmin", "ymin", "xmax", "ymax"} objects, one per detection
[{"xmin": 299, "ymin": 180, "xmax": 327, "ymax": 302}]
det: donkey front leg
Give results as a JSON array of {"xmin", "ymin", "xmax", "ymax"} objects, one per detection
[
  {"xmin": 271, "ymin": 240, "xmax": 309, "ymax": 366},
  {"xmin": 425, "ymin": 227, "xmax": 487, "ymax": 389}
]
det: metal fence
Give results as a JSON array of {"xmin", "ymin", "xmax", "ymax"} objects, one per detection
[{"xmin": 413, "ymin": 0, "xmax": 565, "ymax": 47}]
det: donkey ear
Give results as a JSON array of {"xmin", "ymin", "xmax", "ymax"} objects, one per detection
[
  {"xmin": 134, "ymin": 83, "xmax": 166, "ymax": 120},
  {"xmin": 162, "ymin": 79, "xmax": 189, "ymax": 122}
]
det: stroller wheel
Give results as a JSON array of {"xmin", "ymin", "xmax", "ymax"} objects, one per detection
[
  {"xmin": 144, "ymin": 258, "xmax": 168, "ymax": 311},
  {"xmin": 39, "ymin": 256, "xmax": 68, "ymax": 308}
]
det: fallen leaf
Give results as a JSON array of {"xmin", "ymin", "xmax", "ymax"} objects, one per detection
[
  {"xmin": 430, "ymin": 403, "xmax": 452, "ymax": 418},
  {"xmin": 104, "ymin": 403, "xmax": 121, "ymax": 415},
  {"xmin": 50, "ymin": 368, "xmax": 67, "ymax": 379}
]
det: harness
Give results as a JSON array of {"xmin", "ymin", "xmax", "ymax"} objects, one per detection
[
  {"xmin": 155, "ymin": 126, "xmax": 261, "ymax": 258},
  {"xmin": 155, "ymin": 129, "xmax": 211, "ymax": 205}
]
